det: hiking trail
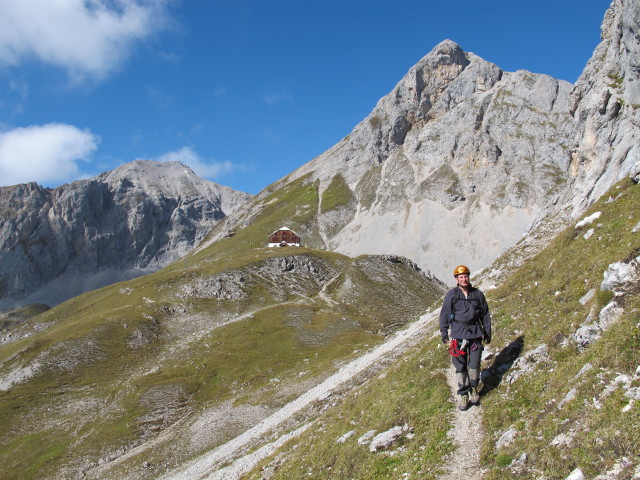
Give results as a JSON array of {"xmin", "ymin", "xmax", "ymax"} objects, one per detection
[
  {"xmin": 161, "ymin": 310, "xmax": 441, "ymax": 480},
  {"xmin": 439, "ymin": 365, "xmax": 485, "ymax": 480},
  {"xmin": 159, "ymin": 307, "xmax": 487, "ymax": 480}
]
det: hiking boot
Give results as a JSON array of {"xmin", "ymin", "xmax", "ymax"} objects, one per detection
[
  {"xmin": 457, "ymin": 394, "xmax": 468, "ymax": 411},
  {"xmin": 469, "ymin": 387, "xmax": 480, "ymax": 405}
]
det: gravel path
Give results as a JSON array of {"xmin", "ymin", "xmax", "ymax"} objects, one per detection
[
  {"xmin": 439, "ymin": 364, "xmax": 484, "ymax": 480},
  {"xmin": 160, "ymin": 309, "xmax": 440, "ymax": 480}
]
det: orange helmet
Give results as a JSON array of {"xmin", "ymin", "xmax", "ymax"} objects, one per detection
[{"xmin": 453, "ymin": 265, "xmax": 470, "ymax": 277}]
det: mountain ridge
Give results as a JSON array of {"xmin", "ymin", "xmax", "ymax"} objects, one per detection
[
  {"xmin": 0, "ymin": 160, "xmax": 252, "ymax": 309},
  {"xmin": 206, "ymin": 0, "xmax": 638, "ymax": 283},
  {"xmin": 203, "ymin": 38, "xmax": 578, "ymax": 282}
]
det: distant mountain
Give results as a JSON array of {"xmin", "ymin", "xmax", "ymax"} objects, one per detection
[{"xmin": 0, "ymin": 160, "xmax": 252, "ymax": 309}]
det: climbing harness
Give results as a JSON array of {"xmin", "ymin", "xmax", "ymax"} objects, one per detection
[
  {"xmin": 449, "ymin": 338, "xmax": 467, "ymax": 357},
  {"xmin": 449, "ymin": 338, "xmax": 482, "ymax": 357}
]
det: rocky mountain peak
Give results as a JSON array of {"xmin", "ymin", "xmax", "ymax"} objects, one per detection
[
  {"xmin": 233, "ymin": 1, "xmax": 638, "ymax": 283},
  {"xmin": 0, "ymin": 160, "xmax": 252, "ymax": 309},
  {"xmin": 103, "ymin": 160, "xmax": 195, "ymax": 194},
  {"xmin": 224, "ymin": 38, "xmax": 576, "ymax": 281}
]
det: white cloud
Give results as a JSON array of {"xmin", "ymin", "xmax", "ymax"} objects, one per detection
[
  {"xmin": 0, "ymin": 123, "xmax": 99, "ymax": 187},
  {"xmin": 262, "ymin": 127, "xmax": 281, "ymax": 145},
  {"xmin": 0, "ymin": 0, "xmax": 170, "ymax": 82},
  {"xmin": 263, "ymin": 90, "xmax": 293, "ymax": 105},
  {"xmin": 152, "ymin": 146, "xmax": 240, "ymax": 180}
]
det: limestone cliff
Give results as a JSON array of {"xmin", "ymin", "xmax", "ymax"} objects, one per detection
[
  {"xmin": 0, "ymin": 160, "xmax": 251, "ymax": 308},
  {"xmin": 209, "ymin": 40, "xmax": 576, "ymax": 281},
  {"xmin": 209, "ymin": 0, "xmax": 639, "ymax": 283},
  {"xmin": 566, "ymin": 0, "xmax": 640, "ymax": 213}
]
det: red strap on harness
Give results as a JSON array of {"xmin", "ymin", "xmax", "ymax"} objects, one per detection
[{"xmin": 449, "ymin": 339, "xmax": 466, "ymax": 357}]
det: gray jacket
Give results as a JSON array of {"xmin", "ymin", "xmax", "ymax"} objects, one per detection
[{"xmin": 439, "ymin": 286, "xmax": 491, "ymax": 343}]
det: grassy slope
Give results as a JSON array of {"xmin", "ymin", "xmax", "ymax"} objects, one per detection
[
  {"xmin": 244, "ymin": 336, "xmax": 453, "ymax": 480},
  {"xmin": 0, "ymin": 172, "xmax": 445, "ymax": 480},
  {"xmin": 481, "ymin": 177, "xmax": 640, "ymax": 479},
  {"xmin": 240, "ymin": 178, "xmax": 640, "ymax": 480}
]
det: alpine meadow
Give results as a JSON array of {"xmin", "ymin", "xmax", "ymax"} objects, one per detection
[{"xmin": 1, "ymin": 1, "xmax": 639, "ymax": 479}]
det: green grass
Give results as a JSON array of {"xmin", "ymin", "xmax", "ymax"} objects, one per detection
[
  {"xmin": 244, "ymin": 337, "xmax": 453, "ymax": 480},
  {"xmin": 238, "ymin": 178, "xmax": 640, "ymax": 480},
  {"xmin": 0, "ymin": 304, "xmax": 50, "ymax": 330},
  {"xmin": 479, "ymin": 178, "xmax": 640, "ymax": 479},
  {"xmin": 0, "ymin": 432, "xmax": 70, "ymax": 480},
  {"xmin": 134, "ymin": 302, "xmax": 381, "ymax": 409},
  {"xmin": 4, "ymin": 172, "xmax": 637, "ymax": 479},
  {"xmin": 193, "ymin": 173, "xmax": 322, "ymax": 259},
  {"xmin": 320, "ymin": 175, "xmax": 355, "ymax": 214},
  {"xmin": 0, "ymin": 237, "xmax": 444, "ymax": 479}
]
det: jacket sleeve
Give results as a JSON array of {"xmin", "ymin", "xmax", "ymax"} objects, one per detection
[
  {"xmin": 439, "ymin": 291, "xmax": 452, "ymax": 343},
  {"xmin": 481, "ymin": 292, "xmax": 491, "ymax": 342}
]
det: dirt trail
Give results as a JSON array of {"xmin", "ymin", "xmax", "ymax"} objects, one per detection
[
  {"xmin": 439, "ymin": 365, "xmax": 485, "ymax": 480},
  {"xmin": 161, "ymin": 309, "xmax": 440, "ymax": 480},
  {"xmin": 161, "ymin": 307, "xmax": 486, "ymax": 480}
]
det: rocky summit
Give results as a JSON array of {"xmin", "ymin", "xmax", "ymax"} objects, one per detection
[
  {"xmin": 0, "ymin": 160, "xmax": 252, "ymax": 309},
  {"xmin": 210, "ymin": 39, "xmax": 576, "ymax": 281},
  {"xmin": 209, "ymin": 0, "xmax": 639, "ymax": 283}
]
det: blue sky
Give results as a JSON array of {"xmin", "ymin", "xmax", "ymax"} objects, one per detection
[{"xmin": 0, "ymin": 0, "xmax": 612, "ymax": 194}]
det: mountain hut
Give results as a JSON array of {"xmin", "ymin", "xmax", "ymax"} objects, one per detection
[{"xmin": 268, "ymin": 227, "xmax": 301, "ymax": 247}]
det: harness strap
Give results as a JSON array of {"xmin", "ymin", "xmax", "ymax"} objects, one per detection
[{"xmin": 449, "ymin": 339, "xmax": 466, "ymax": 357}]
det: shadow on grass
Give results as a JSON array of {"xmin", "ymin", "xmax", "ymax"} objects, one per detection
[{"xmin": 480, "ymin": 335, "xmax": 524, "ymax": 396}]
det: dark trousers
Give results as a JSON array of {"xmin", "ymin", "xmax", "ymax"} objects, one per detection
[{"xmin": 451, "ymin": 339, "xmax": 483, "ymax": 395}]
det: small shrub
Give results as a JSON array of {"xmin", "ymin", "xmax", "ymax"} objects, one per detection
[{"xmin": 496, "ymin": 453, "xmax": 513, "ymax": 467}]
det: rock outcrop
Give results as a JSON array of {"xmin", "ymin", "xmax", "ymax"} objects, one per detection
[
  {"xmin": 0, "ymin": 160, "xmax": 251, "ymax": 308},
  {"xmin": 566, "ymin": 0, "xmax": 640, "ymax": 215}
]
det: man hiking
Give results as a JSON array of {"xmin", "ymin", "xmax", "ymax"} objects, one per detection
[{"xmin": 439, "ymin": 265, "xmax": 491, "ymax": 411}]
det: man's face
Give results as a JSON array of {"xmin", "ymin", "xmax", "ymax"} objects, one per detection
[{"xmin": 456, "ymin": 274, "xmax": 470, "ymax": 288}]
